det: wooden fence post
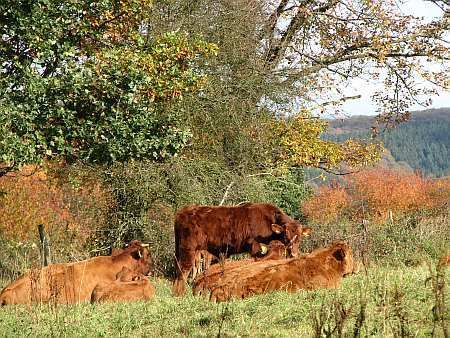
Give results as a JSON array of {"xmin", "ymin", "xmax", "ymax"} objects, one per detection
[{"xmin": 38, "ymin": 224, "xmax": 51, "ymax": 267}]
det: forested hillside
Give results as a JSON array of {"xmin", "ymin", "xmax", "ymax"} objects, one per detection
[{"xmin": 326, "ymin": 108, "xmax": 450, "ymax": 177}]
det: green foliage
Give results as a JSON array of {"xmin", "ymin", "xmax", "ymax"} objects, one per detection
[
  {"xmin": 88, "ymin": 158, "xmax": 310, "ymax": 276},
  {"xmin": 262, "ymin": 168, "xmax": 311, "ymax": 220},
  {"xmin": 0, "ymin": 0, "xmax": 217, "ymax": 172}
]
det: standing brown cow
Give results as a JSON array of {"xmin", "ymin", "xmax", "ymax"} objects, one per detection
[
  {"xmin": 0, "ymin": 241, "xmax": 152, "ymax": 305},
  {"xmin": 173, "ymin": 203, "xmax": 312, "ymax": 296}
]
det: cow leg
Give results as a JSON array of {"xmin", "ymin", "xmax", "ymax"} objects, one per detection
[
  {"xmin": 203, "ymin": 251, "xmax": 214, "ymax": 271},
  {"xmin": 191, "ymin": 251, "xmax": 202, "ymax": 281},
  {"xmin": 192, "ymin": 250, "xmax": 214, "ymax": 281},
  {"xmin": 172, "ymin": 249, "xmax": 196, "ymax": 296}
]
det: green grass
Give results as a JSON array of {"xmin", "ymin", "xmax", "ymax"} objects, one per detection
[{"xmin": 0, "ymin": 264, "xmax": 448, "ymax": 337}]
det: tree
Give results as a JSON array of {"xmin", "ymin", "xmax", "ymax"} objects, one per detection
[
  {"xmin": 0, "ymin": 0, "xmax": 217, "ymax": 176},
  {"xmin": 261, "ymin": 0, "xmax": 448, "ymax": 126},
  {"xmin": 146, "ymin": 0, "xmax": 448, "ymax": 174},
  {"xmin": 2, "ymin": 0, "xmax": 448, "ymax": 177}
]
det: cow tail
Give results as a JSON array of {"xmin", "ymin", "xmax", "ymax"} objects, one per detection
[{"xmin": 174, "ymin": 221, "xmax": 182, "ymax": 276}]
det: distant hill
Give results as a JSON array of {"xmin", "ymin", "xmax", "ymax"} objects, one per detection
[{"xmin": 324, "ymin": 108, "xmax": 450, "ymax": 177}]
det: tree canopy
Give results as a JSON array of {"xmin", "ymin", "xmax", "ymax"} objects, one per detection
[
  {"xmin": 0, "ymin": 0, "xmax": 217, "ymax": 175},
  {"xmin": 146, "ymin": 0, "xmax": 447, "ymax": 172},
  {"xmin": 1, "ymin": 0, "xmax": 448, "ymax": 176}
]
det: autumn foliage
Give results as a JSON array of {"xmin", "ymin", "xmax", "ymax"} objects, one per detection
[
  {"xmin": 0, "ymin": 165, "xmax": 110, "ymax": 247},
  {"xmin": 300, "ymin": 184, "xmax": 351, "ymax": 224},
  {"xmin": 302, "ymin": 168, "xmax": 450, "ymax": 224},
  {"xmin": 270, "ymin": 114, "xmax": 382, "ymax": 170}
]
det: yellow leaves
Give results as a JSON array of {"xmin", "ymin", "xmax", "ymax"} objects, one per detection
[
  {"xmin": 270, "ymin": 112, "xmax": 382, "ymax": 170},
  {"xmin": 91, "ymin": 32, "xmax": 217, "ymax": 102}
]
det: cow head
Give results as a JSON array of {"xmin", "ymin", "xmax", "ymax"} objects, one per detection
[
  {"xmin": 254, "ymin": 240, "xmax": 287, "ymax": 261},
  {"xmin": 329, "ymin": 241, "xmax": 355, "ymax": 276},
  {"xmin": 121, "ymin": 240, "xmax": 153, "ymax": 276},
  {"xmin": 271, "ymin": 222, "xmax": 312, "ymax": 257}
]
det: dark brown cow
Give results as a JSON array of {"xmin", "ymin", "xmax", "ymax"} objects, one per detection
[
  {"xmin": 91, "ymin": 267, "xmax": 155, "ymax": 303},
  {"xmin": 173, "ymin": 203, "xmax": 312, "ymax": 296},
  {"xmin": 0, "ymin": 241, "xmax": 152, "ymax": 305},
  {"xmin": 193, "ymin": 241, "xmax": 356, "ymax": 302}
]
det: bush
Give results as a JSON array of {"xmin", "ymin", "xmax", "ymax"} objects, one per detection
[
  {"xmin": 302, "ymin": 209, "xmax": 449, "ymax": 267},
  {"xmin": 0, "ymin": 159, "xmax": 312, "ymax": 278},
  {"xmin": 91, "ymin": 158, "xmax": 311, "ymax": 277},
  {"xmin": 302, "ymin": 184, "xmax": 350, "ymax": 224},
  {"xmin": 302, "ymin": 168, "xmax": 450, "ymax": 225}
]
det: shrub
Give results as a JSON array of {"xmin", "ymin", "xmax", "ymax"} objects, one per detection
[
  {"xmin": 301, "ymin": 167, "xmax": 449, "ymax": 225},
  {"xmin": 92, "ymin": 158, "xmax": 311, "ymax": 277},
  {"xmin": 349, "ymin": 168, "xmax": 433, "ymax": 223},
  {"xmin": 302, "ymin": 183, "xmax": 351, "ymax": 224},
  {"xmin": 302, "ymin": 210, "xmax": 449, "ymax": 267},
  {"xmin": 0, "ymin": 164, "xmax": 112, "ymax": 278}
]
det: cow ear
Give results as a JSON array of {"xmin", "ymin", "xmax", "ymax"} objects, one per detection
[
  {"xmin": 111, "ymin": 248, "xmax": 122, "ymax": 256},
  {"xmin": 332, "ymin": 248, "xmax": 346, "ymax": 261},
  {"xmin": 130, "ymin": 248, "xmax": 143, "ymax": 260},
  {"xmin": 259, "ymin": 244, "xmax": 268, "ymax": 255},
  {"xmin": 271, "ymin": 224, "xmax": 283, "ymax": 234},
  {"xmin": 301, "ymin": 227, "xmax": 313, "ymax": 237}
]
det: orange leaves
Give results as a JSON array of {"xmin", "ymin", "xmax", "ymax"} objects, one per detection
[
  {"xmin": 350, "ymin": 168, "xmax": 432, "ymax": 223},
  {"xmin": 302, "ymin": 184, "xmax": 351, "ymax": 224},
  {"xmin": 302, "ymin": 168, "xmax": 449, "ymax": 224},
  {"xmin": 0, "ymin": 166, "xmax": 66, "ymax": 240},
  {"xmin": 0, "ymin": 165, "xmax": 109, "ymax": 244}
]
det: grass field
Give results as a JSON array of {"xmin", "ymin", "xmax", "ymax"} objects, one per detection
[{"xmin": 0, "ymin": 264, "xmax": 448, "ymax": 337}]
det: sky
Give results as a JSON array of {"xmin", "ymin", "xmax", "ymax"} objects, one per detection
[{"xmin": 340, "ymin": 0, "xmax": 449, "ymax": 116}]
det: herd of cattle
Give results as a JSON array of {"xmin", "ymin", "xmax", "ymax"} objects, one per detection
[{"xmin": 1, "ymin": 203, "xmax": 448, "ymax": 305}]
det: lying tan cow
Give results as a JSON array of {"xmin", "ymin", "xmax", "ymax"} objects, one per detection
[
  {"xmin": 190, "ymin": 240, "xmax": 287, "ymax": 281},
  {"xmin": 439, "ymin": 253, "xmax": 450, "ymax": 267},
  {"xmin": 91, "ymin": 267, "xmax": 155, "ymax": 303},
  {"xmin": 0, "ymin": 241, "xmax": 152, "ymax": 305},
  {"xmin": 193, "ymin": 241, "xmax": 357, "ymax": 302}
]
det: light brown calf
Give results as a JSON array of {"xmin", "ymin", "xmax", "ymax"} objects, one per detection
[
  {"xmin": 193, "ymin": 241, "xmax": 357, "ymax": 302},
  {"xmin": 91, "ymin": 267, "xmax": 155, "ymax": 303},
  {"xmin": 190, "ymin": 240, "xmax": 287, "ymax": 282}
]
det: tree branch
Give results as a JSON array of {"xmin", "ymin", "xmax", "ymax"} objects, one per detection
[
  {"xmin": 0, "ymin": 162, "xmax": 15, "ymax": 178},
  {"xmin": 219, "ymin": 181, "xmax": 235, "ymax": 206},
  {"xmin": 317, "ymin": 165, "xmax": 359, "ymax": 176}
]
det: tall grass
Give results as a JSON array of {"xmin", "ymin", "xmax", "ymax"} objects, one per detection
[{"xmin": 0, "ymin": 265, "xmax": 448, "ymax": 337}]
